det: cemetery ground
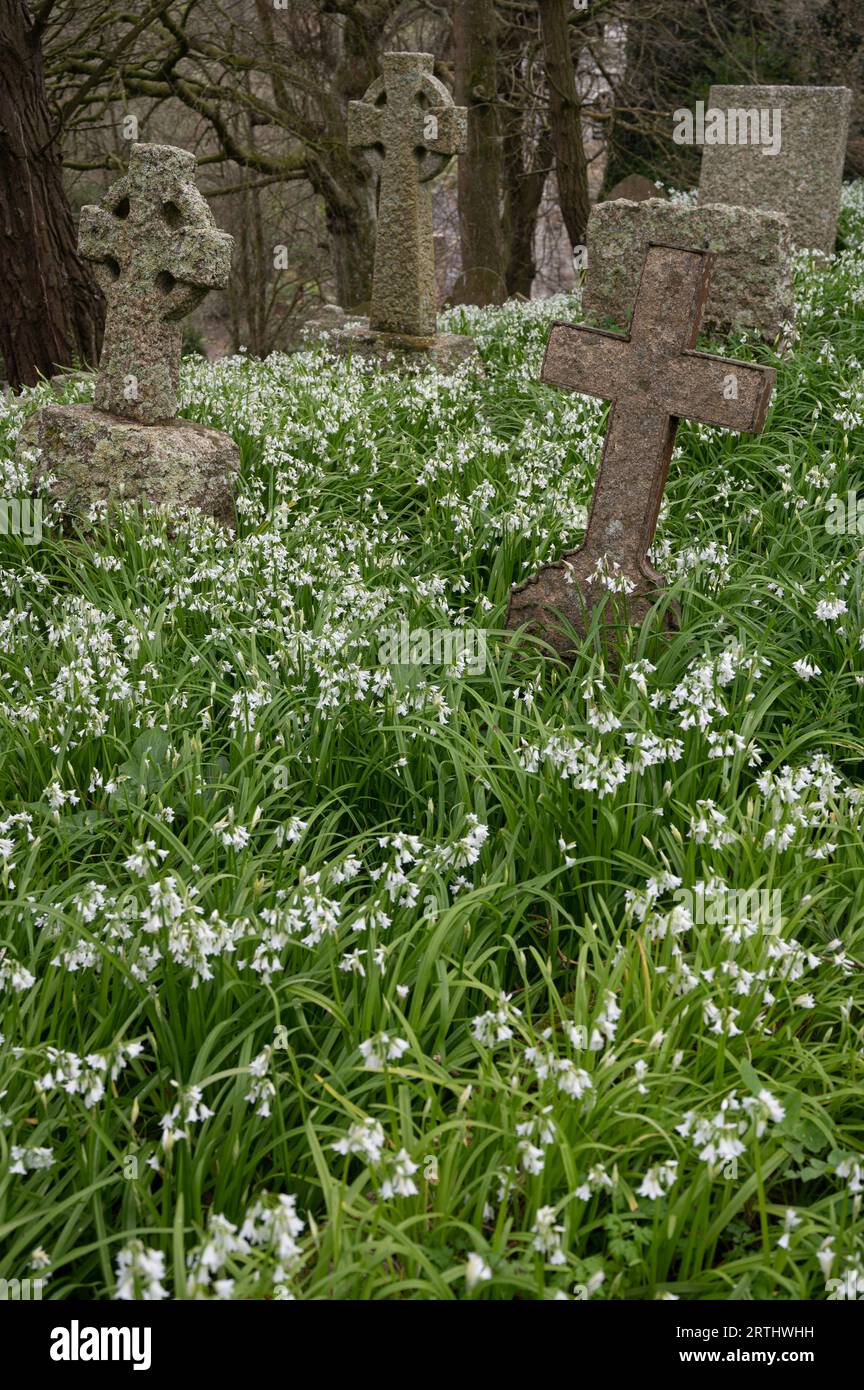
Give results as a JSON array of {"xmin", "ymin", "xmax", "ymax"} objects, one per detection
[{"xmin": 0, "ymin": 185, "xmax": 863, "ymax": 1304}]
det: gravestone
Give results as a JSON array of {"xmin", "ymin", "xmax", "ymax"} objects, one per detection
[
  {"xmin": 307, "ymin": 53, "xmax": 476, "ymax": 371},
  {"xmin": 584, "ymin": 198, "xmax": 794, "ymax": 342},
  {"xmin": 507, "ymin": 243, "xmax": 776, "ymax": 660},
  {"xmin": 603, "ymin": 174, "xmax": 665, "ymax": 203},
  {"xmin": 18, "ymin": 143, "xmax": 238, "ymax": 525},
  {"xmin": 698, "ymin": 85, "xmax": 851, "ymax": 253}
]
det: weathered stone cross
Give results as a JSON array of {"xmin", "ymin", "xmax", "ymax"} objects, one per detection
[
  {"xmin": 78, "ymin": 143, "xmax": 233, "ymax": 424},
  {"xmin": 348, "ymin": 52, "xmax": 466, "ymax": 338},
  {"xmin": 507, "ymin": 243, "xmax": 777, "ymax": 658}
]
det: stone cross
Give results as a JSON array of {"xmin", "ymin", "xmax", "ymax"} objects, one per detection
[
  {"xmin": 348, "ymin": 52, "xmax": 466, "ymax": 338},
  {"xmin": 507, "ymin": 243, "xmax": 776, "ymax": 658},
  {"xmin": 78, "ymin": 143, "xmax": 233, "ymax": 424}
]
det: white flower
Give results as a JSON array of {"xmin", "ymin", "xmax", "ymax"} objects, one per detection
[
  {"xmin": 814, "ymin": 597, "xmax": 847, "ymax": 622},
  {"xmin": 518, "ymin": 1140, "xmax": 546, "ymax": 1175},
  {"xmin": 10, "ymin": 1145, "xmax": 55, "ymax": 1175},
  {"xmin": 817, "ymin": 1238, "xmax": 835, "ymax": 1278},
  {"xmin": 703, "ymin": 1001, "xmax": 742, "ymax": 1037},
  {"xmin": 244, "ymin": 1049, "xmax": 276, "ymax": 1117},
  {"xmin": 532, "ymin": 1206, "xmax": 566, "ymax": 1265},
  {"xmin": 115, "ymin": 1241, "xmax": 170, "ymax": 1301},
  {"xmin": 275, "ymin": 817, "xmax": 307, "ymax": 848},
  {"xmin": 792, "ymin": 658, "xmax": 821, "ymax": 680},
  {"xmin": 465, "ymin": 1253, "xmax": 493, "ymax": 1290},
  {"xmin": 637, "ymin": 1161, "xmax": 678, "ymax": 1201},
  {"xmin": 124, "ymin": 840, "xmax": 169, "ymax": 877},
  {"xmin": 835, "ymin": 1156, "xmax": 864, "ymax": 1194},
  {"xmin": 754, "ymin": 1088, "xmax": 786, "ymax": 1128},
  {"xmin": 331, "ymin": 1117, "xmax": 386, "ymax": 1165},
  {"xmin": 380, "ymin": 1148, "xmax": 419, "ymax": 1199},
  {"xmin": 213, "ymin": 816, "xmax": 250, "ymax": 851},
  {"xmin": 0, "ymin": 952, "xmax": 35, "ymax": 994},
  {"xmin": 471, "ymin": 992, "xmax": 521, "ymax": 1047},
  {"xmin": 777, "ymin": 1208, "xmax": 801, "ymax": 1249},
  {"xmin": 358, "ymin": 1033, "xmax": 409, "ymax": 1071},
  {"xmin": 159, "ymin": 1082, "xmax": 214, "ymax": 1148}
]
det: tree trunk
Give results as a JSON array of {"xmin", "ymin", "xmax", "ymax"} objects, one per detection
[
  {"xmin": 312, "ymin": 167, "xmax": 377, "ymax": 313},
  {"xmin": 315, "ymin": 0, "xmax": 382, "ymax": 311},
  {"xmin": 453, "ymin": 0, "xmax": 505, "ymax": 305},
  {"xmin": 539, "ymin": 0, "xmax": 590, "ymax": 252},
  {"xmin": 496, "ymin": 8, "xmax": 549, "ymax": 298},
  {"xmin": 502, "ymin": 122, "xmax": 551, "ymax": 299},
  {"xmin": 0, "ymin": 0, "xmax": 104, "ymax": 389}
]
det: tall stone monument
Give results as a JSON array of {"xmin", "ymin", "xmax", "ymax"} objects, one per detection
[
  {"xmin": 698, "ymin": 85, "xmax": 852, "ymax": 254},
  {"xmin": 18, "ymin": 143, "xmax": 239, "ymax": 526},
  {"xmin": 307, "ymin": 52, "xmax": 476, "ymax": 370}
]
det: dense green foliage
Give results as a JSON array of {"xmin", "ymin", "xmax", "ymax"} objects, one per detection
[{"xmin": 0, "ymin": 186, "xmax": 862, "ymax": 1301}]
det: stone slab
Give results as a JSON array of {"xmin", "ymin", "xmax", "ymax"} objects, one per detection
[
  {"xmin": 583, "ymin": 199, "xmax": 794, "ymax": 342},
  {"xmin": 697, "ymin": 84, "xmax": 851, "ymax": 253},
  {"xmin": 20, "ymin": 403, "xmax": 239, "ymax": 528},
  {"xmin": 302, "ymin": 315, "xmax": 479, "ymax": 372}
]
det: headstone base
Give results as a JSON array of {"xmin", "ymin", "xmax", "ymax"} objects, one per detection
[
  {"xmin": 507, "ymin": 550, "xmax": 680, "ymax": 662},
  {"xmin": 18, "ymin": 404, "xmax": 239, "ymax": 528},
  {"xmin": 301, "ymin": 314, "xmax": 479, "ymax": 372}
]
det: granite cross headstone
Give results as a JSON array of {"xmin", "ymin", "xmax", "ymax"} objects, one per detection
[
  {"xmin": 18, "ymin": 143, "xmax": 239, "ymax": 526},
  {"xmin": 348, "ymin": 52, "xmax": 466, "ymax": 338},
  {"xmin": 507, "ymin": 243, "xmax": 777, "ymax": 659},
  {"xmin": 78, "ymin": 143, "xmax": 233, "ymax": 423}
]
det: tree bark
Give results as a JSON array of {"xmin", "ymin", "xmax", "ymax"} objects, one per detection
[
  {"xmin": 322, "ymin": 0, "xmax": 385, "ymax": 310},
  {"xmin": 453, "ymin": 0, "xmax": 505, "ymax": 305},
  {"xmin": 502, "ymin": 121, "xmax": 551, "ymax": 298},
  {"xmin": 539, "ymin": 0, "xmax": 590, "ymax": 253},
  {"xmin": 322, "ymin": 191, "xmax": 377, "ymax": 312},
  {"xmin": 0, "ymin": 0, "xmax": 104, "ymax": 389},
  {"xmin": 497, "ymin": 5, "xmax": 550, "ymax": 298}
]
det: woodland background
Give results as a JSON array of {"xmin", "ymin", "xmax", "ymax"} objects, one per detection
[{"xmin": 2, "ymin": 0, "xmax": 863, "ymax": 387}]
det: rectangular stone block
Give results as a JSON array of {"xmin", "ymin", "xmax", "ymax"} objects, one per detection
[
  {"xmin": 583, "ymin": 199, "xmax": 794, "ymax": 343},
  {"xmin": 698, "ymin": 84, "xmax": 851, "ymax": 253}
]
